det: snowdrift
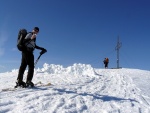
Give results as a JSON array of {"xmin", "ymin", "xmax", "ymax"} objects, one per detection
[{"xmin": 0, "ymin": 63, "xmax": 150, "ymax": 113}]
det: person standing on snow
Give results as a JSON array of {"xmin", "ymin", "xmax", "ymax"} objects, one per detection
[
  {"xmin": 16, "ymin": 27, "xmax": 47, "ymax": 87},
  {"xmin": 103, "ymin": 58, "xmax": 109, "ymax": 69}
]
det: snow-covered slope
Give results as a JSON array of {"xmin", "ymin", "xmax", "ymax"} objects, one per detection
[{"xmin": 0, "ymin": 63, "xmax": 150, "ymax": 113}]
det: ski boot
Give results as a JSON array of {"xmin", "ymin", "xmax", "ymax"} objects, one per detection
[
  {"xmin": 26, "ymin": 81, "xmax": 34, "ymax": 87},
  {"xmin": 15, "ymin": 80, "xmax": 26, "ymax": 88}
]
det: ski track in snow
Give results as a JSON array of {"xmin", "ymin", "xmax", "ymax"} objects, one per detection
[{"xmin": 0, "ymin": 63, "xmax": 150, "ymax": 113}]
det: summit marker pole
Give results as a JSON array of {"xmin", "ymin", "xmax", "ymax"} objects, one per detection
[{"xmin": 115, "ymin": 36, "xmax": 122, "ymax": 69}]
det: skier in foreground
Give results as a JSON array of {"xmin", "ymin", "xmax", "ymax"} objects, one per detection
[{"xmin": 16, "ymin": 27, "xmax": 47, "ymax": 88}]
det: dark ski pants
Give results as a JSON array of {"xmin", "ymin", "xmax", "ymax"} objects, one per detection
[
  {"xmin": 17, "ymin": 51, "xmax": 34, "ymax": 82},
  {"xmin": 104, "ymin": 63, "xmax": 108, "ymax": 68}
]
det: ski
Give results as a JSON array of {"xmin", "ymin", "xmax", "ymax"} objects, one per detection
[{"xmin": 1, "ymin": 81, "xmax": 51, "ymax": 92}]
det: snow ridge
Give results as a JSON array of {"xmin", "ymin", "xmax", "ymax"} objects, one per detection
[{"xmin": 36, "ymin": 63, "xmax": 95, "ymax": 76}]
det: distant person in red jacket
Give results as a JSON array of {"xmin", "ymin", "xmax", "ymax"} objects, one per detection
[{"xmin": 103, "ymin": 58, "xmax": 109, "ymax": 69}]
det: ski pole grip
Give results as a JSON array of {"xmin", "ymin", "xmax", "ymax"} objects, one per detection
[{"xmin": 40, "ymin": 48, "xmax": 47, "ymax": 55}]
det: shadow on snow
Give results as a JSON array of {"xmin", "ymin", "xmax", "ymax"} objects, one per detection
[{"xmin": 53, "ymin": 88, "xmax": 139, "ymax": 103}]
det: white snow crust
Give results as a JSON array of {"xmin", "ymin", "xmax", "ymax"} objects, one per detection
[{"xmin": 0, "ymin": 63, "xmax": 150, "ymax": 113}]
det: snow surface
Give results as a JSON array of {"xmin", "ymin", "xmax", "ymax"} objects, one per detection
[{"xmin": 0, "ymin": 63, "xmax": 150, "ymax": 113}]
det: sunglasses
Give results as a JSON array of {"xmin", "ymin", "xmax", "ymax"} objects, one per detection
[{"xmin": 35, "ymin": 30, "xmax": 39, "ymax": 33}]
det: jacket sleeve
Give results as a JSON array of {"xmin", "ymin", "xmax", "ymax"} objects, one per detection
[
  {"xmin": 35, "ymin": 44, "xmax": 44, "ymax": 50},
  {"xmin": 23, "ymin": 33, "xmax": 32, "ymax": 43}
]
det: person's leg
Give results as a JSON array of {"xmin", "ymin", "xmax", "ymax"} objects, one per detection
[
  {"xmin": 106, "ymin": 63, "xmax": 108, "ymax": 68},
  {"xmin": 26, "ymin": 53, "xmax": 34, "ymax": 83},
  {"xmin": 105, "ymin": 63, "xmax": 107, "ymax": 68},
  {"xmin": 17, "ymin": 52, "xmax": 27, "ymax": 82},
  {"xmin": 16, "ymin": 52, "xmax": 27, "ymax": 87}
]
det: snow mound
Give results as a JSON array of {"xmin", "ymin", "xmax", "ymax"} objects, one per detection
[{"xmin": 36, "ymin": 63, "xmax": 95, "ymax": 76}]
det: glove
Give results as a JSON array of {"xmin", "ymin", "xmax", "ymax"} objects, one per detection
[{"xmin": 40, "ymin": 48, "xmax": 47, "ymax": 55}]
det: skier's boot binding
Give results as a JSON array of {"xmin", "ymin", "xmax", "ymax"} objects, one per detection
[
  {"xmin": 26, "ymin": 81, "xmax": 34, "ymax": 87},
  {"xmin": 15, "ymin": 80, "xmax": 26, "ymax": 88}
]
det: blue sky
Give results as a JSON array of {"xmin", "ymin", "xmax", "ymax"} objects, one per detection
[{"xmin": 0, "ymin": 0, "xmax": 150, "ymax": 72}]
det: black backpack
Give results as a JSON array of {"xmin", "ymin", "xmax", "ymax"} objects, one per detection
[{"xmin": 17, "ymin": 29, "xmax": 27, "ymax": 51}]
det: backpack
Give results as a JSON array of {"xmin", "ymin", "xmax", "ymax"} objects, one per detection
[
  {"xmin": 103, "ymin": 58, "xmax": 109, "ymax": 64},
  {"xmin": 106, "ymin": 58, "xmax": 109, "ymax": 62},
  {"xmin": 17, "ymin": 29, "xmax": 27, "ymax": 51}
]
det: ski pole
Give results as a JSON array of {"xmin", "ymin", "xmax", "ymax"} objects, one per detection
[
  {"xmin": 34, "ymin": 49, "xmax": 47, "ymax": 67},
  {"xmin": 34, "ymin": 54, "xmax": 42, "ymax": 67}
]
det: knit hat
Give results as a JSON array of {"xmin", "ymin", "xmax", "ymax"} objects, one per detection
[{"xmin": 34, "ymin": 27, "xmax": 39, "ymax": 31}]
